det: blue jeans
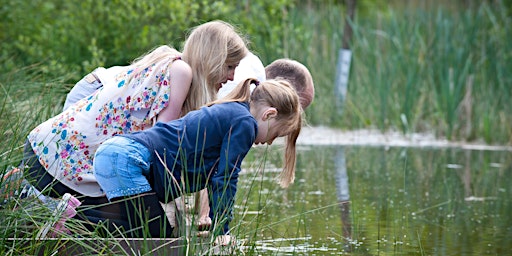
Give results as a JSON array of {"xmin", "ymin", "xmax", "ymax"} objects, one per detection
[
  {"xmin": 63, "ymin": 69, "xmax": 103, "ymax": 111},
  {"xmin": 94, "ymin": 136, "xmax": 153, "ymax": 200}
]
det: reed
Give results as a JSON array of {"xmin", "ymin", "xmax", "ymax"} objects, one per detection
[{"xmin": 284, "ymin": 1, "xmax": 511, "ymax": 144}]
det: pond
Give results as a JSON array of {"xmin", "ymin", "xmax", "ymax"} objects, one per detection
[{"xmin": 233, "ymin": 145, "xmax": 512, "ymax": 255}]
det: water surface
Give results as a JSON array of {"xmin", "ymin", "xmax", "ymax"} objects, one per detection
[{"xmin": 234, "ymin": 145, "xmax": 512, "ymax": 255}]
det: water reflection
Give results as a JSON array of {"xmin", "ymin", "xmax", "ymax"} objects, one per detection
[
  {"xmin": 237, "ymin": 146, "xmax": 512, "ymax": 255},
  {"xmin": 334, "ymin": 147, "xmax": 352, "ymax": 251}
]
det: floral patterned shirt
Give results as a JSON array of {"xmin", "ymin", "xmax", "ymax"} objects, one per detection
[{"xmin": 28, "ymin": 56, "xmax": 180, "ymax": 197}]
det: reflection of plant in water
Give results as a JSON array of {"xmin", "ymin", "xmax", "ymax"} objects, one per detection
[{"xmin": 231, "ymin": 146, "xmax": 512, "ymax": 255}]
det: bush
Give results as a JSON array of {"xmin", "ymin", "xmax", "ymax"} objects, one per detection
[{"xmin": 0, "ymin": 0, "xmax": 293, "ymax": 82}]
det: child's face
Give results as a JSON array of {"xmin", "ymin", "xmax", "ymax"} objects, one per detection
[
  {"xmin": 254, "ymin": 108, "xmax": 284, "ymax": 145},
  {"xmin": 217, "ymin": 62, "xmax": 239, "ymax": 91}
]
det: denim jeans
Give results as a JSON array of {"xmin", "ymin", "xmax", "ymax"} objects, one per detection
[
  {"xmin": 94, "ymin": 136, "xmax": 153, "ymax": 200},
  {"xmin": 62, "ymin": 70, "xmax": 103, "ymax": 111}
]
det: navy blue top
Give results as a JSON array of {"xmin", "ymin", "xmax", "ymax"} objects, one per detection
[{"xmin": 122, "ymin": 101, "xmax": 257, "ymax": 234}]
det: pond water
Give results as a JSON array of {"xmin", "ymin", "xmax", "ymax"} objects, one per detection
[{"xmin": 233, "ymin": 144, "xmax": 512, "ymax": 255}]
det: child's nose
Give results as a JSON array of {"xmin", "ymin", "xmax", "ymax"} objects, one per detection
[{"xmin": 226, "ymin": 69, "xmax": 235, "ymax": 81}]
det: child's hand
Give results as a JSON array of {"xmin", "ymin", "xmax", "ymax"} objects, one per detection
[
  {"xmin": 196, "ymin": 230, "xmax": 210, "ymax": 238},
  {"xmin": 196, "ymin": 215, "xmax": 212, "ymax": 231},
  {"xmin": 214, "ymin": 235, "xmax": 236, "ymax": 246}
]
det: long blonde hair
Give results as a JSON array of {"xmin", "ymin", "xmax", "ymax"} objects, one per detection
[
  {"xmin": 182, "ymin": 20, "xmax": 248, "ymax": 115},
  {"xmin": 211, "ymin": 78, "xmax": 303, "ymax": 188}
]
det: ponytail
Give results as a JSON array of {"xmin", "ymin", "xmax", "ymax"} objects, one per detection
[
  {"xmin": 207, "ymin": 78, "xmax": 259, "ymax": 106},
  {"xmin": 278, "ymin": 116, "xmax": 301, "ymax": 188}
]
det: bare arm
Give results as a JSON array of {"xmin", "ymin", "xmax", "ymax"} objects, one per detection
[{"xmin": 156, "ymin": 59, "xmax": 193, "ymax": 123}]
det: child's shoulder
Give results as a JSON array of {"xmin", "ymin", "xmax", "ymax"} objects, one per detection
[
  {"xmin": 217, "ymin": 101, "xmax": 249, "ymax": 111},
  {"xmin": 206, "ymin": 101, "xmax": 250, "ymax": 118}
]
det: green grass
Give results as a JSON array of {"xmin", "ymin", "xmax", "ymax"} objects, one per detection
[{"xmin": 1, "ymin": 68, "xmax": 71, "ymax": 170}]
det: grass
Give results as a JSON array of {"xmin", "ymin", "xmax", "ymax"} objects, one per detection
[{"xmin": 282, "ymin": 1, "xmax": 511, "ymax": 144}]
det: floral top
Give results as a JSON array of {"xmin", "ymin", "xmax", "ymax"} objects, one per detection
[{"xmin": 28, "ymin": 56, "xmax": 181, "ymax": 197}]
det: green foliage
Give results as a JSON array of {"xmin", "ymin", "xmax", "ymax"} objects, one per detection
[
  {"xmin": 0, "ymin": 0, "xmax": 511, "ymax": 146},
  {"xmin": 331, "ymin": 1, "xmax": 512, "ymax": 143},
  {"xmin": 0, "ymin": 0, "xmax": 292, "ymax": 83}
]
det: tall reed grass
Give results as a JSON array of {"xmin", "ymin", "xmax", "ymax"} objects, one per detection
[
  {"xmin": 0, "ymin": 66, "xmax": 70, "ymax": 170},
  {"xmin": 279, "ymin": 1, "xmax": 511, "ymax": 144}
]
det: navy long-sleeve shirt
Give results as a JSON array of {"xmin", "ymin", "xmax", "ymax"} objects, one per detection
[{"xmin": 122, "ymin": 101, "xmax": 257, "ymax": 234}]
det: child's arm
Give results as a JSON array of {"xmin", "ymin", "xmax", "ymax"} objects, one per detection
[
  {"xmin": 208, "ymin": 118, "xmax": 256, "ymax": 235},
  {"xmin": 155, "ymin": 59, "xmax": 192, "ymax": 123}
]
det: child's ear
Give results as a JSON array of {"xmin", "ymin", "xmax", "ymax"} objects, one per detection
[{"xmin": 262, "ymin": 107, "xmax": 278, "ymax": 121}]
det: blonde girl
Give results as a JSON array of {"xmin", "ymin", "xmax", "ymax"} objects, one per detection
[{"xmin": 24, "ymin": 20, "xmax": 248, "ymax": 204}]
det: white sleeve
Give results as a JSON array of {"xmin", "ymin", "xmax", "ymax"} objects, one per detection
[
  {"xmin": 217, "ymin": 52, "xmax": 266, "ymax": 99},
  {"xmin": 94, "ymin": 66, "xmax": 125, "ymax": 87}
]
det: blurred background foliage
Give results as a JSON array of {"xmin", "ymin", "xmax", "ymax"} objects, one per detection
[
  {"xmin": 0, "ymin": 0, "xmax": 511, "ymax": 145},
  {"xmin": 0, "ymin": 0, "xmax": 298, "ymax": 82}
]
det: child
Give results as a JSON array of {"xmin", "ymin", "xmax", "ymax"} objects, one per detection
[
  {"xmin": 265, "ymin": 58, "xmax": 315, "ymax": 109},
  {"xmin": 24, "ymin": 20, "xmax": 248, "ymax": 202},
  {"xmin": 219, "ymin": 57, "xmax": 315, "ymax": 108},
  {"xmin": 193, "ymin": 57, "xmax": 315, "ymax": 232},
  {"xmin": 93, "ymin": 78, "xmax": 303, "ymax": 238}
]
